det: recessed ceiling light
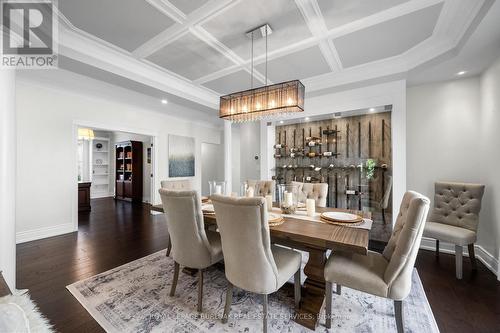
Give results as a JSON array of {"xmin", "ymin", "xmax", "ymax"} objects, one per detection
[
  {"xmin": 305, "ymin": 117, "xmax": 310, "ymax": 121},
  {"xmin": 279, "ymin": 120, "xmax": 284, "ymax": 124},
  {"xmin": 161, "ymin": 99, "xmax": 168, "ymax": 104},
  {"xmin": 369, "ymin": 108, "xmax": 376, "ymax": 112},
  {"xmin": 457, "ymin": 71, "xmax": 467, "ymax": 76}
]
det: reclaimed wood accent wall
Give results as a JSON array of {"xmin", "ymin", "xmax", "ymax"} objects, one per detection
[{"xmin": 274, "ymin": 112, "xmax": 392, "ymax": 212}]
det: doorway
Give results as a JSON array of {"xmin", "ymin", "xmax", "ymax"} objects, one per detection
[{"xmin": 76, "ymin": 125, "xmax": 156, "ymax": 229}]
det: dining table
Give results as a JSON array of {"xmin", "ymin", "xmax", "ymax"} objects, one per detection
[{"xmin": 151, "ymin": 203, "xmax": 371, "ymax": 330}]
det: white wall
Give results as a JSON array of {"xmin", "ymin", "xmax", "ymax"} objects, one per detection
[
  {"xmin": 201, "ymin": 142, "xmax": 224, "ymax": 195},
  {"xmin": 407, "ymin": 77, "xmax": 482, "ymax": 196},
  {"xmin": 0, "ymin": 69, "xmax": 17, "ymax": 290},
  {"xmin": 479, "ymin": 57, "xmax": 500, "ymax": 275},
  {"xmin": 15, "ymin": 69, "xmax": 222, "ymax": 243},
  {"xmin": 407, "ymin": 72, "xmax": 500, "ymax": 277}
]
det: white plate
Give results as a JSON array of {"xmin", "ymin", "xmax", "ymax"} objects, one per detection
[
  {"xmin": 202, "ymin": 204, "xmax": 215, "ymax": 212},
  {"xmin": 321, "ymin": 212, "xmax": 361, "ymax": 222},
  {"xmin": 268, "ymin": 213, "xmax": 282, "ymax": 220}
]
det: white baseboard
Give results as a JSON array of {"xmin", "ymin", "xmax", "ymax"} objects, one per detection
[
  {"xmin": 90, "ymin": 193, "xmax": 114, "ymax": 199},
  {"xmin": 16, "ymin": 223, "xmax": 76, "ymax": 244},
  {"xmin": 420, "ymin": 237, "xmax": 499, "ymax": 279}
]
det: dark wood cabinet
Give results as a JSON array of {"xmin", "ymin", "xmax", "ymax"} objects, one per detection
[
  {"xmin": 78, "ymin": 182, "xmax": 91, "ymax": 212},
  {"xmin": 115, "ymin": 141, "xmax": 143, "ymax": 202}
]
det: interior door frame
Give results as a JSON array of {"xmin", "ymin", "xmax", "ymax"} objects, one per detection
[{"xmin": 72, "ymin": 120, "xmax": 159, "ymax": 232}]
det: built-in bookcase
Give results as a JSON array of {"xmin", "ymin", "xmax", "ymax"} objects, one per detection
[
  {"xmin": 115, "ymin": 141, "xmax": 143, "ymax": 202},
  {"xmin": 91, "ymin": 137, "xmax": 111, "ymax": 198}
]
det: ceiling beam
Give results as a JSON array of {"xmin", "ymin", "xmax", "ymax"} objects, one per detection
[{"xmin": 294, "ymin": 0, "xmax": 342, "ymax": 71}]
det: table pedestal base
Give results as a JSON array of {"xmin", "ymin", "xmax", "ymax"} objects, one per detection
[{"xmin": 293, "ymin": 247, "xmax": 327, "ymax": 330}]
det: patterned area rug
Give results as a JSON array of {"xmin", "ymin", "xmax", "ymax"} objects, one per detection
[{"xmin": 67, "ymin": 251, "xmax": 439, "ymax": 333}]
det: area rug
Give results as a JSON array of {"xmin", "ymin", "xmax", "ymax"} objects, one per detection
[
  {"xmin": 0, "ymin": 292, "xmax": 54, "ymax": 332},
  {"xmin": 67, "ymin": 251, "xmax": 439, "ymax": 333}
]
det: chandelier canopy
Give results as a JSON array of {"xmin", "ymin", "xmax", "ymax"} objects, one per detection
[{"xmin": 218, "ymin": 24, "xmax": 305, "ymax": 122}]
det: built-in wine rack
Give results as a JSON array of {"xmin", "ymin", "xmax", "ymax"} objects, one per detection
[{"xmin": 274, "ymin": 112, "xmax": 392, "ymax": 212}]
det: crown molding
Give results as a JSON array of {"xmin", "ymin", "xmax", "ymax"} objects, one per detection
[{"xmin": 59, "ymin": 25, "xmax": 219, "ymax": 108}]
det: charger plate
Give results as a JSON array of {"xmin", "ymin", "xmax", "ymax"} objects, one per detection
[
  {"xmin": 320, "ymin": 212, "xmax": 363, "ymax": 223},
  {"xmin": 268, "ymin": 213, "xmax": 284, "ymax": 226}
]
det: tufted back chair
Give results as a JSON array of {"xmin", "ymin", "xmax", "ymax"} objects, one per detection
[
  {"xmin": 429, "ymin": 182, "xmax": 485, "ymax": 232},
  {"xmin": 211, "ymin": 195, "xmax": 282, "ymax": 294},
  {"xmin": 247, "ymin": 180, "xmax": 275, "ymax": 197},
  {"xmin": 159, "ymin": 189, "xmax": 216, "ymax": 268},
  {"xmin": 291, "ymin": 181, "xmax": 329, "ymax": 207},
  {"xmin": 382, "ymin": 191, "xmax": 430, "ymax": 299},
  {"xmin": 161, "ymin": 179, "xmax": 193, "ymax": 191}
]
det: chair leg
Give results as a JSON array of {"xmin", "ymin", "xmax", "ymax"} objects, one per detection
[
  {"xmin": 263, "ymin": 294, "xmax": 268, "ymax": 333},
  {"xmin": 455, "ymin": 245, "xmax": 463, "ymax": 279},
  {"xmin": 435, "ymin": 240, "xmax": 439, "ymax": 257},
  {"xmin": 325, "ymin": 281, "xmax": 332, "ymax": 329},
  {"xmin": 394, "ymin": 300, "xmax": 404, "ymax": 333},
  {"xmin": 382, "ymin": 208, "xmax": 386, "ymax": 224},
  {"xmin": 336, "ymin": 283, "xmax": 341, "ymax": 295},
  {"xmin": 197, "ymin": 269, "xmax": 204, "ymax": 313},
  {"xmin": 294, "ymin": 269, "xmax": 301, "ymax": 308},
  {"xmin": 468, "ymin": 244, "xmax": 477, "ymax": 271},
  {"xmin": 170, "ymin": 261, "xmax": 179, "ymax": 296},
  {"xmin": 222, "ymin": 282, "xmax": 233, "ymax": 324},
  {"xmin": 166, "ymin": 235, "xmax": 172, "ymax": 257}
]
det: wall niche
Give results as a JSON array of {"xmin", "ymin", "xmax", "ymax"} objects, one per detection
[{"xmin": 274, "ymin": 111, "xmax": 393, "ymax": 241}]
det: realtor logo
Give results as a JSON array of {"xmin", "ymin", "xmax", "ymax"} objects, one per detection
[{"xmin": 1, "ymin": 0, "xmax": 58, "ymax": 68}]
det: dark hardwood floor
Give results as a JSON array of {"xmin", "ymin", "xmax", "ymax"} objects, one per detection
[{"xmin": 17, "ymin": 198, "xmax": 500, "ymax": 332}]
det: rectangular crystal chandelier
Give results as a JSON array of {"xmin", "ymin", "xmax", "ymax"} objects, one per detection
[{"xmin": 219, "ymin": 80, "xmax": 305, "ymax": 122}]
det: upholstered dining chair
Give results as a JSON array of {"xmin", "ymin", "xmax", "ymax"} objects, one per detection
[
  {"xmin": 247, "ymin": 180, "xmax": 275, "ymax": 197},
  {"xmin": 160, "ymin": 179, "xmax": 193, "ymax": 190},
  {"xmin": 324, "ymin": 191, "xmax": 430, "ymax": 333},
  {"xmin": 291, "ymin": 181, "xmax": 329, "ymax": 207},
  {"xmin": 211, "ymin": 195, "xmax": 302, "ymax": 333},
  {"xmin": 158, "ymin": 189, "xmax": 223, "ymax": 312},
  {"xmin": 160, "ymin": 179, "xmax": 194, "ymax": 257},
  {"xmin": 423, "ymin": 182, "xmax": 485, "ymax": 279}
]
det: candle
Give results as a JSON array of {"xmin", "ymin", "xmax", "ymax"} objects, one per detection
[
  {"xmin": 215, "ymin": 185, "xmax": 222, "ymax": 195},
  {"xmin": 306, "ymin": 199, "xmax": 316, "ymax": 217},
  {"xmin": 265, "ymin": 195, "xmax": 273, "ymax": 212},
  {"xmin": 246, "ymin": 186, "xmax": 255, "ymax": 198},
  {"xmin": 284, "ymin": 192, "xmax": 293, "ymax": 207}
]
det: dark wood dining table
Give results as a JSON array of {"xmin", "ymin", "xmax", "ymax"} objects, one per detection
[{"xmin": 151, "ymin": 203, "xmax": 370, "ymax": 330}]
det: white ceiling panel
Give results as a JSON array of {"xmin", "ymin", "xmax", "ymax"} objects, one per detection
[
  {"xmin": 333, "ymin": 3, "xmax": 444, "ymax": 68},
  {"xmin": 318, "ymin": 0, "xmax": 411, "ymax": 30},
  {"xmin": 168, "ymin": 0, "xmax": 209, "ymax": 15},
  {"xmin": 202, "ymin": 70, "xmax": 254, "ymax": 95},
  {"xmin": 146, "ymin": 32, "xmax": 235, "ymax": 80},
  {"xmin": 201, "ymin": 0, "xmax": 312, "ymax": 60},
  {"xmin": 59, "ymin": 0, "xmax": 175, "ymax": 52},
  {"xmin": 255, "ymin": 46, "xmax": 331, "ymax": 82}
]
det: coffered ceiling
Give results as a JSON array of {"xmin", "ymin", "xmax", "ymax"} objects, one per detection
[{"xmin": 56, "ymin": 0, "xmax": 495, "ymax": 111}]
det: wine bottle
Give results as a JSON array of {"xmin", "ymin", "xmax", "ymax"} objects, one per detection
[
  {"xmin": 273, "ymin": 144, "xmax": 286, "ymax": 149},
  {"xmin": 274, "ymin": 154, "xmax": 282, "ymax": 158},
  {"xmin": 289, "ymin": 147, "xmax": 303, "ymax": 153},
  {"xmin": 290, "ymin": 152, "xmax": 303, "ymax": 158},
  {"xmin": 322, "ymin": 151, "xmax": 334, "ymax": 157},
  {"xmin": 314, "ymin": 167, "xmax": 322, "ymax": 172},
  {"xmin": 328, "ymin": 164, "xmax": 335, "ymax": 169},
  {"xmin": 307, "ymin": 152, "xmax": 316, "ymax": 158}
]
